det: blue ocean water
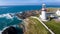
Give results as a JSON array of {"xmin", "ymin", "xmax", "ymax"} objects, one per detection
[
  {"xmin": 0, "ymin": 5, "xmax": 60, "ymax": 14},
  {"xmin": 0, "ymin": 5, "xmax": 42, "ymax": 14},
  {"xmin": 0, "ymin": 5, "xmax": 42, "ymax": 30},
  {"xmin": 0, "ymin": 5, "xmax": 60, "ymax": 32}
]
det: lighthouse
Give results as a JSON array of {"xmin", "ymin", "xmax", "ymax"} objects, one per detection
[{"xmin": 40, "ymin": 4, "xmax": 47, "ymax": 21}]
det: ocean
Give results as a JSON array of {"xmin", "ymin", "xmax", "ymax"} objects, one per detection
[
  {"xmin": 0, "ymin": 5, "xmax": 60, "ymax": 14},
  {"xmin": 0, "ymin": 5, "xmax": 41, "ymax": 30},
  {"xmin": 0, "ymin": 5, "xmax": 60, "ymax": 33},
  {"xmin": 0, "ymin": 5, "xmax": 42, "ymax": 14}
]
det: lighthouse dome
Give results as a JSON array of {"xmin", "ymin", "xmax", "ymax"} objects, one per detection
[{"xmin": 42, "ymin": 4, "xmax": 46, "ymax": 6}]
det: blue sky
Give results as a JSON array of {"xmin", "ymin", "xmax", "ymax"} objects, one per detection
[{"xmin": 0, "ymin": 0, "xmax": 60, "ymax": 5}]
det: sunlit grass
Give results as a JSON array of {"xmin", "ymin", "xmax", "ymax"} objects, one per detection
[
  {"xmin": 24, "ymin": 18, "xmax": 50, "ymax": 34},
  {"xmin": 45, "ymin": 20, "xmax": 60, "ymax": 34}
]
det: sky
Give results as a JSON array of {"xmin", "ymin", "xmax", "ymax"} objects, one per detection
[{"xmin": 0, "ymin": 0, "xmax": 60, "ymax": 5}]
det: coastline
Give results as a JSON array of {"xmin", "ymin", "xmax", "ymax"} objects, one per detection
[
  {"xmin": 1, "ymin": 7, "xmax": 60, "ymax": 34},
  {"xmin": 17, "ymin": 8, "xmax": 60, "ymax": 34}
]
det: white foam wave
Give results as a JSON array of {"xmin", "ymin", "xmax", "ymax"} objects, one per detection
[
  {"xmin": 0, "ymin": 13, "xmax": 14, "ymax": 19},
  {"xmin": 0, "ymin": 26, "xmax": 9, "ymax": 34},
  {"xmin": 13, "ymin": 25, "xmax": 19, "ymax": 27},
  {"xmin": 0, "ymin": 31, "xmax": 2, "ymax": 34},
  {"xmin": 2, "ymin": 26, "xmax": 9, "ymax": 31},
  {"xmin": 15, "ymin": 16, "xmax": 22, "ymax": 20},
  {"xmin": 1, "ymin": 25, "xmax": 16, "ymax": 34},
  {"xmin": 6, "ymin": 13, "xmax": 13, "ymax": 19},
  {"xmin": 20, "ymin": 12, "xmax": 22, "ymax": 13}
]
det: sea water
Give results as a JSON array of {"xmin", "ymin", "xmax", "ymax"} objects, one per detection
[
  {"xmin": 0, "ymin": 5, "xmax": 60, "ymax": 14},
  {"xmin": 0, "ymin": 5, "xmax": 42, "ymax": 14},
  {"xmin": 0, "ymin": 5, "xmax": 42, "ymax": 30}
]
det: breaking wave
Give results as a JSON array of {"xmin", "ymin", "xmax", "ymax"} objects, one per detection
[
  {"xmin": 0, "ymin": 13, "xmax": 22, "ymax": 29},
  {"xmin": 0, "ymin": 13, "xmax": 15, "ymax": 19},
  {"xmin": 0, "ymin": 12, "xmax": 23, "ymax": 34},
  {"xmin": 0, "ymin": 31, "xmax": 2, "ymax": 34}
]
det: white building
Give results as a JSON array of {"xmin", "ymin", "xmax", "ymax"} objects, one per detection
[
  {"xmin": 40, "ymin": 4, "xmax": 60, "ymax": 21},
  {"xmin": 40, "ymin": 4, "xmax": 48, "ymax": 21},
  {"xmin": 55, "ymin": 9, "xmax": 60, "ymax": 19},
  {"xmin": 56, "ymin": 9, "xmax": 60, "ymax": 16}
]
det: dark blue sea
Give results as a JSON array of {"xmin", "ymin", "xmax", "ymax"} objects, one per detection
[{"xmin": 0, "ymin": 5, "xmax": 60, "ymax": 33}]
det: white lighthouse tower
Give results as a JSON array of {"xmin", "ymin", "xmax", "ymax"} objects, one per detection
[{"xmin": 40, "ymin": 4, "xmax": 47, "ymax": 21}]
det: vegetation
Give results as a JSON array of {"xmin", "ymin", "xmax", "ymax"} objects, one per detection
[
  {"xmin": 47, "ymin": 8, "xmax": 60, "ymax": 12},
  {"xmin": 24, "ymin": 18, "xmax": 50, "ymax": 34},
  {"xmin": 45, "ymin": 20, "xmax": 60, "ymax": 34},
  {"xmin": 33, "ymin": 14, "xmax": 40, "ymax": 17}
]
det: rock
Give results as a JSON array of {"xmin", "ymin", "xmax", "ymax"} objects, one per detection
[{"xmin": 2, "ymin": 26, "xmax": 18, "ymax": 34}]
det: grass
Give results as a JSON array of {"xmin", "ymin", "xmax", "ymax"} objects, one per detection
[
  {"xmin": 35, "ymin": 14, "xmax": 40, "ymax": 17},
  {"xmin": 47, "ymin": 8, "xmax": 60, "ymax": 12},
  {"xmin": 45, "ymin": 20, "xmax": 60, "ymax": 34},
  {"xmin": 24, "ymin": 18, "xmax": 50, "ymax": 34}
]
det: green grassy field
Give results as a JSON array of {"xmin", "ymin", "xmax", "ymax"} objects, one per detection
[
  {"xmin": 45, "ymin": 20, "xmax": 60, "ymax": 34},
  {"xmin": 25, "ymin": 18, "xmax": 50, "ymax": 34}
]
